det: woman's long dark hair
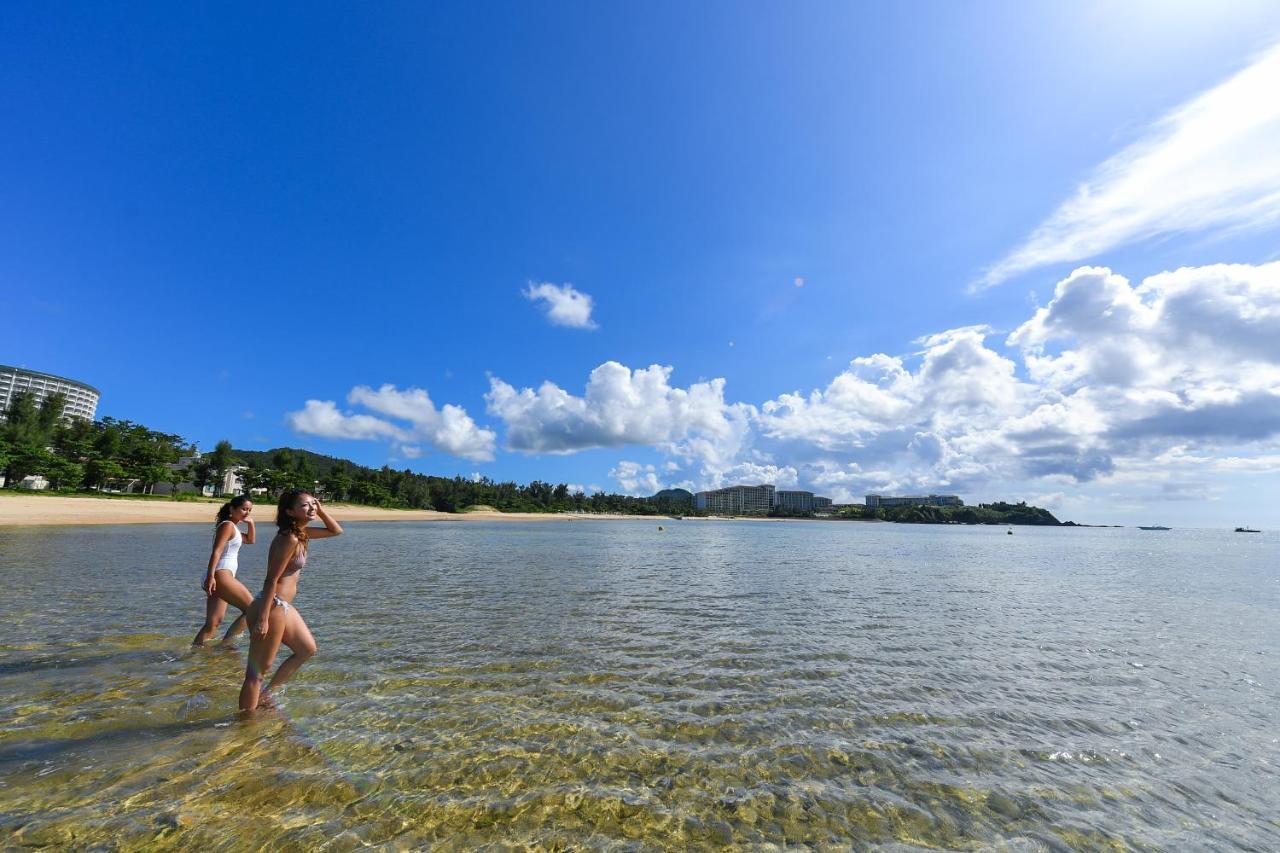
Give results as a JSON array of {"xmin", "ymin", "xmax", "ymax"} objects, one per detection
[
  {"xmin": 215, "ymin": 495, "xmax": 251, "ymax": 524},
  {"xmin": 276, "ymin": 488, "xmax": 311, "ymax": 547}
]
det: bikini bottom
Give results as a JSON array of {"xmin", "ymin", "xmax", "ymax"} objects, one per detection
[{"xmin": 253, "ymin": 594, "xmax": 291, "ymax": 615}]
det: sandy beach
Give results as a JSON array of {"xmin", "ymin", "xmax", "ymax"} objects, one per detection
[{"xmin": 0, "ymin": 494, "xmax": 667, "ymax": 527}]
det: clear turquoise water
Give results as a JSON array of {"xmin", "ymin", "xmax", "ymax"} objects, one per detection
[{"xmin": 0, "ymin": 520, "xmax": 1276, "ymax": 849}]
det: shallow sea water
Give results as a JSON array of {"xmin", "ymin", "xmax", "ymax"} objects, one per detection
[{"xmin": 0, "ymin": 520, "xmax": 1277, "ymax": 850}]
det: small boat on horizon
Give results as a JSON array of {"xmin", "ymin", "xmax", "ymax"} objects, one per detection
[
  {"xmin": 1234, "ymin": 526, "xmax": 1261, "ymax": 533},
  {"xmin": 1137, "ymin": 525, "xmax": 1172, "ymax": 531}
]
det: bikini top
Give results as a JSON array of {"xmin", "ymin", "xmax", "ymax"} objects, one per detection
[{"xmin": 281, "ymin": 541, "xmax": 308, "ymax": 578}]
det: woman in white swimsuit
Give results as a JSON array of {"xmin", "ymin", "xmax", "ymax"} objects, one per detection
[
  {"xmin": 239, "ymin": 488, "xmax": 341, "ymax": 712},
  {"xmin": 192, "ymin": 495, "xmax": 256, "ymax": 647}
]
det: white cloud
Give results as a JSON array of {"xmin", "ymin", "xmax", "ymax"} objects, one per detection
[
  {"xmin": 1008, "ymin": 263, "xmax": 1280, "ymax": 407},
  {"xmin": 610, "ymin": 461, "xmax": 662, "ymax": 496},
  {"xmin": 287, "ymin": 400, "xmax": 407, "ymax": 441},
  {"xmin": 348, "ymin": 385, "xmax": 497, "ymax": 461},
  {"xmin": 749, "ymin": 262, "xmax": 1280, "ymax": 498},
  {"xmin": 289, "ymin": 263, "xmax": 1280, "ymax": 515},
  {"xmin": 523, "ymin": 281, "xmax": 598, "ymax": 329},
  {"xmin": 288, "ymin": 385, "xmax": 497, "ymax": 462},
  {"xmin": 713, "ymin": 461, "xmax": 799, "ymax": 490},
  {"xmin": 487, "ymin": 361, "xmax": 767, "ymax": 490},
  {"xmin": 759, "ymin": 326, "xmax": 1022, "ymax": 453},
  {"xmin": 486, "ymin": 361, "xmax": 754, "ymax": 459},
  {"xmin": 981, "ymin": 42, "xmax": 1280, "ymax": 288}
]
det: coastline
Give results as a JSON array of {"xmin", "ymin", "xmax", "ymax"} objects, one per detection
[
  {"xmin": 0, "ymin": 494, "xmax": 1074, "ymax": 528},
  {"xmin": 0, "ymin": 493, "xmax": 761, "ymax": 527}
]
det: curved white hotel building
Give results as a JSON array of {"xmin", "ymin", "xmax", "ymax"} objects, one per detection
[{"xmin": 0, "ymin": 365, "xmax": 100, "ymax": 421}]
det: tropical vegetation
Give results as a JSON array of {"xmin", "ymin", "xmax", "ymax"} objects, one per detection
[{"xmin": 0, "ymin": 392, "xmax": 692, "ymax": 514}]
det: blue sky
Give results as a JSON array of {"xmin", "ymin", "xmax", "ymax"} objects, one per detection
[{"xmin": 5, "ymin": 2, "xmax": 1280, "ymax": 525}]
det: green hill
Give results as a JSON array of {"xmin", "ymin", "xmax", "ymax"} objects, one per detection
[
  {"xmin": 231, "ymin": 447, "xmax": 350, "ymax": 477},
  {"xmin": 847, "ymin": 500, "xmax": 1064, "ymax": 525}
]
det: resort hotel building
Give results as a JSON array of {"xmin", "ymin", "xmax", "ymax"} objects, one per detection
[
  {"xmin": 775, "ymin": 490, "xmax": 833, "ymax": 512},
  {"xmin": 694, "ymin": 484, "xmax": 776, "ymax": 514},
  {"xmin": 694, "ymin": 485, "xmax": 833, "ymax": 515},
  {"xmin": 864, "ymin": 493, "xmax": 963, "ymax": 509},
  {"xmin": 0, "ymin": 365, "xmax": 100, "ymax": 421}
]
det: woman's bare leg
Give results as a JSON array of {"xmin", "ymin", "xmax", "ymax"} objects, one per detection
[
  {"xmin": 213, "ymin": 572, "xmax": 254, "ymax": 646},
  {"xmin": 266, "ymin": 610, "xmax": 317, "ymax": 694},
  {"xmin": 220, "ymin": 613, "xmax": 249, "ymax": 645},
  {"xmin": 192, "ymin": 596, "xmax": 229, "ymax": 647},
  {"xmin": 239, "ymin": 600, "xmax": 287, "ymax": 713}
]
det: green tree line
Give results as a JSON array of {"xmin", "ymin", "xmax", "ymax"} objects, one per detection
[
  {"xmin": 839, "ymin": 500, "xmax": 1062, "ymax": 525},
  {"xmin": 0, "ymin": 391, "xmax": 200, "ymax": 493},
  {"xmin": 0, "ymin": 392, "xmax": 696, "ymax": 514},
  {"xmin": 231, "ymin": 446, "xmax": 696, "ymax": 515}
]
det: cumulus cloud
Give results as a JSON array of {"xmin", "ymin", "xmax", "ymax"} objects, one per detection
[
  {"xmin": 288, "ymin": 385, "xmax": 497, "ymax": 462},
  {"xmin": 610, "ymin": 461, "xmax": 662, "ymax": 496},
  {"xmin": 524, "ymin": 281, "xmax": 598, "ymax": 329},
  {"xmin": 487, "ymin": 361, "xmax": 767, "ymax": 488},
  {"xmin": 287, "ymin": 400, "xmax": 407, "ymax": 442},
  {"xmin": 749, "ymin": 262, "xmax": 1280, "ymax": 498},
  {"xmin": 981, "ymin": 42, "xmax": 1280, "ymax": 288},
  {"xmin": 760, "ymin": 326, "xmax": 1022, "ymax": 452},
  {"xmin": 714, "ymin": 461, "xmax": 799, "ymax": 490},
  {"xmin": 487, "ymin": 360, "xmax": 754, "ymax": 455},
  {"xmin": 289, "ymin": 262, "xmax": 1280, "ymax": 507},
  {"xmin": 1007, "ymin": 263, "xmax": 1280, "ymax": 446}
]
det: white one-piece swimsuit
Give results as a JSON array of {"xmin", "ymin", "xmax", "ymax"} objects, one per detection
[{"xmin": 213, "ymin": 521, "xmax": 243, "ymax": 577}]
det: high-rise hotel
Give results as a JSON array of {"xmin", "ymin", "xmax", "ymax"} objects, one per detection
[
  {"xmin": 694, "ymin": 485, "xmax": 834, "ymax": 515},
  {"xmin": 0, "ymin": 365, "xmax": 100, "ymax": 421}
]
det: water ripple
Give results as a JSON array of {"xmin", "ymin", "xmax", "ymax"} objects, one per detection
[{"xmin": 0, "ymin": 521, "xmax": 1277, "ymax": 849}]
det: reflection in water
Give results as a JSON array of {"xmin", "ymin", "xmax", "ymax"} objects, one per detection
[{"xmin": 0, "ymin": 521, "xmax": 1277, "ymax": 848}]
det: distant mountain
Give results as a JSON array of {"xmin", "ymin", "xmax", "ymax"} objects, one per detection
[{"xmin": 652, "ymin": 488, "xmax": 693, "ymax": 503}]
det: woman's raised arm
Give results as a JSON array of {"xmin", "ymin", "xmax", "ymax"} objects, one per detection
[{"xmin": 307, "ymin": 499, "xmax": 343, "ymax": 539}]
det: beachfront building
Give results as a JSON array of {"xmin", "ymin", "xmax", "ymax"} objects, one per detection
[
  {"xmin": 775, "ymin": 490, "xmax": 834, "ymax": 513},
  {"xmin": 775, "ymin": 490, "xmax": 815, "ymax": 512},
  {"xmin": 695, "ymin": 484, "xmax": 776, "ymax": 515},
  {"xmin": 150, "ymin": 453, "xmax": 252, "ymax": 498},
  {"xmin": 865, "ymin": 493, "xmax": 964, "ymax": 509},
  {"xmin": 0, "ymin": 365, "xmax": 100, "ymax": 421}
]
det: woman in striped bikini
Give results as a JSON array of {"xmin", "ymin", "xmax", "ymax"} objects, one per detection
[{"xmin": 239, "ymin": 488, "xmax": 342, "ymax": 713}]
